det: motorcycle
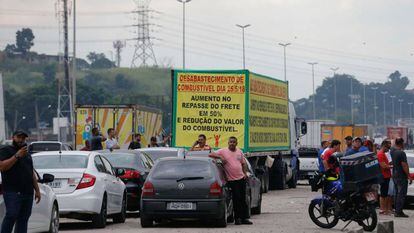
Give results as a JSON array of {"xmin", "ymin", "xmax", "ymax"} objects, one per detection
[{"xmin": 308, "ymin": 170, "xmax": 378, "ymax": 232}]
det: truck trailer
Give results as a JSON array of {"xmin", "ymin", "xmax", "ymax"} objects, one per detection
[{"xmin": 171, "ymin": 70, "xmax": 306, "ymax": 190}]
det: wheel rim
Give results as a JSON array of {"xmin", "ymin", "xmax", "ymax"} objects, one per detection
[
  {"xmin": 311, "ymin": 203, "xmax": 336, "ymax": 225},
  {"xmin": 52, "ymin": 207, "xmax": 59, "ymax": 233},
  {"xmin": 360, "ymin": 209, "xmax": 375, "ymax": 228}
]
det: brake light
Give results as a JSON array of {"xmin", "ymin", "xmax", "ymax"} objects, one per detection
[
  {"xmin": 209, "ymin": 181, "xmax": 222, "ymax": 197},
  {"xmin": 142, "ymin": 182, "xmax": 155, "ymax": 197},
  {"xmin": 120, "ymin": 170, "xmax": 140, "ymax": 179},
  {"xmin": 76, "ymin": 173, "xmax": 96, "ymax": 190}
]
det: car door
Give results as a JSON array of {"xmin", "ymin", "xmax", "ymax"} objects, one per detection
[
  {"xmin": 101, "ymin": 156, "xmax": 123, "ymax": 214},
  {"xmin": 246, "ymin": 160, "xmax": 260, "ymax": 207},
  {"xmin": 93, "ymin": 155, "xmax": 112, "ymax": 211},
  {"xmin": 29, "ymin": 173, "xmax": 51, "ymax": 230}
]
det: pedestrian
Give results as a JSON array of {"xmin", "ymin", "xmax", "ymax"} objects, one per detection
[
  {"xmin": 190, "ymin": 134, "xmax": 212, "ymax": 151},
  {"xmin": 344, "ymin": 137, "xmax": 369, "ymax": 156},
  {"xmin": 344, "ymin": 136, "xmax": 353, "ymax": 153},
  {"xmin": 364, "ymin": 139, "xmax": 377, "ymax": 154},
  {"xmin": 0, "ymin": 130, "xmax": 41, "ymax": 233},
  {"xmin": 80, "ymin": 140, "xmax": 91, "ymax": 151},
  {"xmin": 106, "ymin": 128, "xmax": 120, "ymax": 150},
  {"xmin": 148, "ymin": 136, "xmax": 159, "ymax": 148},
  {"xmin": 377, "ymin": 140, "xmax": 392, "ymax": 215},
  {"xmin": 128, "ymin": 133, "xmax": 142, "ymax": 150},
  {"xmin": 391, "ymin": 137, "xmax": 413, "ymax": 217},
  {"xmin": 322, "ymin": 139, "xmax": 341, "ymax": 176},
  {"xmin": 318, "ymin": 140, "xmax": 330, "ymax": 172},
  {"xmin": 90, "ymin": 127, "xmax": 106, "ymax": 151},
  {"xmin": 209, "ymin": 136, "xmax": 253, "ymax": 225}
]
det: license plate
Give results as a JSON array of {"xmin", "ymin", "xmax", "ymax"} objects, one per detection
[
  {"xmin": 365, "ymin": 192, "xmax": 376, "ymax": 202},
  {"xmin": 48, "ymin": 181, "xmax": 62, "ymax": 189},
  {"xmin": 167, "ymin": 202, "xmax": 195, "ymax": 210}
]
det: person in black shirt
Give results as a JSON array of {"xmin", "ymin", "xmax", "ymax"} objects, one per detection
[
  {"xmin": 0, "ymin": 131, "xmax": 41, "ymax": 233},
  {"xmin": 90, "ymin": 127, "xmax": 106, "ymax": 151},
  {"xmin": 128, "ymin": 133, "xmax": 142, "ymax": 150},
  {"xmin": 391, "ymin": 137, "xmax": 413, "ymax": 218}
]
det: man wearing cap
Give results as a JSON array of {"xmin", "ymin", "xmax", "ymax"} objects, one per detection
[
  {"xmin": 0, "ymin": 131, "xmax": 41, "ymax": 233},
  {"xmin": 344, "ymin": 136, "xmax": 353, "ymax": 153},
  {"xmin": 344, "ymin": 137, "xmax": 369, "ymax": 156}
]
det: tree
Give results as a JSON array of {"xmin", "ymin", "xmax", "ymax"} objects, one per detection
[
  {"xmin": 15, "ymin": 28, "xmax": 35, "ymax": 54},
  {"xmin": 4, "ymin": 44, "xmax": 17, "ymax": 55},
  {"xmin": 87, "ymin": 52, "xmax": 114, "ymax": 69}
]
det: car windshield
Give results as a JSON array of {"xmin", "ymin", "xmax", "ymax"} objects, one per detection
[
  {"xmin": 30, "ymin": 143, "xmax": 61, "ymax": 152},
  {"xmin": 101, "ymin": 153, "xmax": 142, "ymax": 169},
  {"xmin": 407, "ymin": 156, "xmax": 414, "ymax": 168},
  {"xmin": 142, "ymin": 150, "xmax": 179, "ymax": 160},
  {"xmin": 33, "ymin": 154, "xmax": 88, "ymax": 169},
  {"xmin": 152, "ymin": 160, "xmax": 212, "ymax": 180}
]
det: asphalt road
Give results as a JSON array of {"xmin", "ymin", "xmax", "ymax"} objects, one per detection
[{"xmin": 59, "ymin": 182, "xmax": 414, "ymax": 233}]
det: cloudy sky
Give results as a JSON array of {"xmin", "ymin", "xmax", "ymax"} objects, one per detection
[{"xmin": 1, "ymin": 0, "xmax": 413, "ymax": 100}]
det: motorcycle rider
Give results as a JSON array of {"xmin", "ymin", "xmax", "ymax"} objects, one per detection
[{"xmin": 322, "ymin": 140, "xmax": 341, "ymax": 176}]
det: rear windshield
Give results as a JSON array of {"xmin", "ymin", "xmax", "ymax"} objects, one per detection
[
  {"xmin": 102, "ymin": 153, "xmax": 142, "ymax": 169},
  {"xmin": 152, "ymin": 160, "xmax": 212, "ymax": 179},
  {"xmin": 30, "ymin": 143, "xmax": 61, "ymax": 152},
  {"xmin": 143, "ymin": 150, "xmax": 178, "ymax": 160},
  {"xmin": 33, "ymin": 155, "xmax": 88, "ymax": 169}
]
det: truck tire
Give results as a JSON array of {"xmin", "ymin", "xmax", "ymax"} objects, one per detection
[
  {"xmin": 288, "ymin": 159, "xmax": 298, "ymax": 188},
  {"xmin": 269, "ymin": 159, "xmax": 286, "ymax": 190},
  {"xmin": 262, "ymin": 167, "xmax": 269, "ymax": 193}
]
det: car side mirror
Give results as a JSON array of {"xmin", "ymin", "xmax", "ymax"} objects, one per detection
[
  {"xmin": 115, "ymin": 168, "xmax": 125, "ymax": 177},
  {"xmin": 255, "ymin": 168, "xmax": 265, "ymax": 176},
  {"xmin": 41, "ymin": 173, "xmax": 55, "ymax": 183},
  {"xmin": 301, "ymin": 122, "xmax": 307, "ymax": 135}
]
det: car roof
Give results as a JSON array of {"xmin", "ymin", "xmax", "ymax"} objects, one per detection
[
  {"xmin": 157, "ymin": 156, "xmax": 213, "ymax": 162},
  {"xmin": 97, "ymin": 149, "xmax": 141, "ymax": 155},
  {"xmin": 136, "ymin": 147, "xmax": 184, "ymax": 152},
  {"xmin": 31, "ymin": 151, "xmax": 94, "ymax": 157},
  {"xmin": 405, "ymin": 151, "xmax": 414, "ymax": 157},
  {"xmin": 30, "ymin": 141, "xmax": 63, "ymax": 144}
]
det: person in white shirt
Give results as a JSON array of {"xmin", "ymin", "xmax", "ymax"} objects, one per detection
[{"xmin": 106, "ymin": 128, "xmax": 120, "ymax": 150}]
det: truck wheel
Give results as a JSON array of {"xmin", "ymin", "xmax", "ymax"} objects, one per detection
[{"xmin": 269, "ymin": 159, "xmax": 286, "ymax": 190}]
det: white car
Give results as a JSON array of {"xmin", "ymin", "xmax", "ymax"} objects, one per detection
[
  {"xmin": 406, "ymin": 152, "xmax": 414, "ymax": 206},
  {"xmin": 298, "ymin": 148, "xmax": 320, "ymax": 181},
  {"xmin": 0, "ymin": 172, "xmax": 59, "ymax": 233},
  {"xmin": 32, "ymin": 151, "xmax": 127, "ymax": 228}
]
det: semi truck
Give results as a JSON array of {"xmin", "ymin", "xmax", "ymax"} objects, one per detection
[
  {"xmin": 74, "ymin": 105, "xmax": 163, "ymax": 149},
  {"xmin": 320, "ymin": 124, "xmax": 370, "ymax": 151},
  {"xmin": 171, "ymin": 70, "xmax": 307, "ymax": 190}
]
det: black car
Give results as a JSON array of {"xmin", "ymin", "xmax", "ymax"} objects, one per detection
[
  {"xmin": 99, "ymin": 149, "xmax": 154, "ymax": 211},
  {"xmin": 140, "ymin": 157, "xmax": 234, "ymax": 228},
  {"xmin": 29, "ymin": 141, "xmax": 73, "ymax": 153}
]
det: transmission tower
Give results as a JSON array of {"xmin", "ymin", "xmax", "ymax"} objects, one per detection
[
  {"xmin": 113, "ymin": 40, "xmax": 126, "ymax": 67},
  {"xmin": 131, "ymin": 0, "xmax": 157, "ymax": 67},
  {"xmin": 55, "ymin": 0, "xmax": 73, "ymax": 142}
]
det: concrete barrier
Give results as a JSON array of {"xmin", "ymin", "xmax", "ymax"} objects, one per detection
[{"xmin": 377, "ymin": 220, "xmax": 394, "ymax": 233}]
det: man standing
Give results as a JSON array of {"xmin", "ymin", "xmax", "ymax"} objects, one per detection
[
  {"xmin": 90, "ymin": 127, "xmax": 106, "ymax": 151},
  {"xmin": 322, "ymin": 140, "xmax": 341, "ymax": 175},
  {"xmin": 128, "ymin": 133, "xmax": 142, "ymax": 150},
  {"xmin": 148, "ymin": 136, "xmax": 159, "ymax": 148},
  {"xmin": 344, "ymin": 136, "xmax": 353, "ymax": 153},
  {"xmin": 0, "ymin": 131, "xmax": 41, "ymax": 233},
  {"xmin": 391, "ymin": 137, "xmax": 413, "ymax": 217},
  {"xmin": 377, "ymin": 140, "xmax": 392, "ymax": 215},
  {"xmin": 190, "ymin": 134, "xmax": 212, "ymax": 151},
  {"xmin": 106, "ymin": 128, "xmax": 120, "ymax": 150},
  {"xmin": 209, "ymin": 136, "xmax": 252, "ymax": 225},
  {"xmin": 344, "ymin": 137, "xmax": 368, "ymax": 156},
  {"xmin": 318, "ymin": 141, "xmax": 330, "ymax": 172}
]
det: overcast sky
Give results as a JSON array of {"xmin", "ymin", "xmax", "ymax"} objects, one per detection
[{"xmin": 1, "ymin": 0, "xmax": 413, "ymax": 100}]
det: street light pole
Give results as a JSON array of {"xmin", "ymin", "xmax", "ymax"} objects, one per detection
[
  {"xmin": 371, "ymin": 87, "xmax": 378, "ymax": 126},
  {"xmin": 390, "ymin": 95, "xmax": 396, "ymax": 125},
  {"xmin": 350, "ymin": 78, "xmax": 354, "ymax": 124},
  {"xmin": 177, "ymin": 0, "xmax": 192, "ymax": 69},
  {"xmin": 308, "ymin": 62, "xmax": 318, "ymax": 120},
  {"xmin": 381, "ymin": 91, "xmax": 388, "ymax": 126},
  {"xmin": 398, "ymin": 99, "xmax": 404, "ymax": 121},
  {"xmin": 279, "ymin": 43, "xmax": 291, "ymax": 81},
  {"xmin": 330, "ymin": 67, "xmax": 339, "ymax": 121},
  {"xmin": 408, "ymin": 102, "xmax": 413, "ymax": 121},
  {"xmin": 236, "ymin": 24, "xmax": 251, "ymax": 69}
]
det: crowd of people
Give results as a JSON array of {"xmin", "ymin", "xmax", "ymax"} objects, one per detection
[
  {"xmin": 79, "ymin": 127, "xmax": 171, "ymax": 151},
  {"xmin": 319, "ymin": 136, "xmax": 413, "ymax": 218}
]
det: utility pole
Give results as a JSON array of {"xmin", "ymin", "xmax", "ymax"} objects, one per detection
[
  {"xmin": 390, "ymin": 95, "xmax": 396, "ymax": 125},
  {"xmin": 371, "ymin": 87, "xmax": 378, "ymax": 126},
  {"xmin": 398, "ymin": 99, "xmax": 404, "ymax": 121},
  {"xmin": 236, "ymin": 24, "xmax": 251, "ymax": 69},
  {"xmin": 72, "ymin": 0, "xmax": 76, "ymax": 108},
  {"xmin": 279, "ymin": 43, "xmax": 291, "ymax": 81},
  {"xmin": 350, "ymin": 78, "xmax": 354, "ymax": 124},
  {"xmin": 35, "ymin": 101, "xmax": 40, "ymax": 141},
  {"xmin": 330, "ymin": 67, "xmax": 339, "ymax": 121},
  {"xmin": 113, "ymin": 40, "xmax": 126, "ymax": 67},
  {"xmin": 381, "ymin": 91, "xmax": 387, "ymax": 126},
  {"xmin": 363, "ymin": 86, "xmax": 366, "ymax": 124},
  {"xmin": 131, "ymin": 0, "xmax": 157, "ymax": 67},
  {"xmin": 177, "ymin": 0, "xmax": 191, "ymax": 69},
  {"xmin": 408, "ymin": 102, "xmax": 413, "ymax": 121},
  {"xmin": 308, "ymin": 62, "xmax": 318, "ymax": 120}
]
